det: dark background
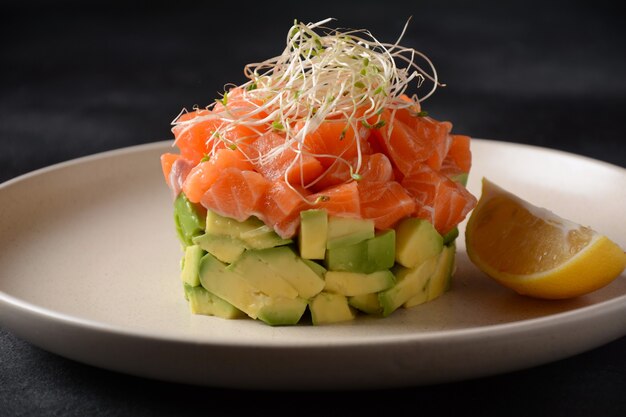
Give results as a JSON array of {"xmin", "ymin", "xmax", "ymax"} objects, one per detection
[{"xmin": 1, "ymin": 1, "xmax": 625, "ymax": 416}]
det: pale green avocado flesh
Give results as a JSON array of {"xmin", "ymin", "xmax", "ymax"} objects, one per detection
[
  {"xmin": 173, "ymin": 196, "xmax": 458, "ymax": 326},
  {"xmin": 173, "ymin": 194, "xmax": 206, "ymax": 247}
]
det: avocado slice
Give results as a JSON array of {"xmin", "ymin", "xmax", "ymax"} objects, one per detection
[
  {"xmin": 192, "ymin": 233, "xmax": 246, "ymax": 264},
  {"xmin": 309, "ymin": 292, "xmax": 356, "ymax": 325},
  {"xmin": 205, "ymin": 210, "xmax": 291, "ymax": 250},
  {"xmin": 183, "ymin": 283, "xmax": 244, "ymax": 319},
  {"xmin": 226, "ymin": 250, "xmax": 299, "ymax": 299},
  {"xmin": 301, "ymin": 258, "xmax": 327, "ymax": 279},
  {"xmin": 326, "ymin": 216, "xmax": 375, "ymax": 250},
  {"xmin": 257, "ymin": 296, "xmax": 308, "ymax": 326},
  {"xmin": 239, "ymin": 224, "xmax": 293, "ymax": 250},
  {"xmin": 348, "ymin": 293, "xmax": 383, "ymax": 315},
  {"xmin": 298, "ymin": 209, "xmax": 328, "ymax": 259},
  {"xmin": 198, "ymin": 252, "xmax": 267, "ymax": 319},
  {"xmin": 324, "ymin": 239, "xmax": 367, "ymax": 272},
  {"xmin": 199, "ymin": 252, "xmax": 309, "ymax": 325},
  {"xmin": 324, "ymin": 229, "xmax": 395, "ymax": 273},
  {"xmin": 324, "ymin": 270, "xmax": 395, "ymax": 296},
  {"xmin": 441, "ymin": 227, "xmax": 459, "ymax": 246},
  {"xmin": 205, "ymin": 209, "xmax": 262, "ymax": 237},
  {"xmin": 367, "ymin": 229, "xmax": 396, "ymax": 270},
  {"xmin": 426, "ymin": 243, "xmax": 456, "ymax": 301},
  {"xmin": 402, "ymin": 243, "xmax": 457, "ymax": 308},
  {"xmin": 395, "ymin": 217, "xmax": 443, "ymax": 268},
  {"xmin": 451, "ymin": 172, "xmax": 469, "ymax": 186},
  {"xmin": 379, "ymin": 256, "xmax": 438, "ymax": 317},
  {"xmin": 173, "ymin": 193, "xmax": 206, "ymax": 247},
  {"xmin": 253, "ymin": 246, "xmax": 325, "ymax": 299},
  {"xmin": 180, "ymin": 244, "xmax": 205, "ymax": 287}
]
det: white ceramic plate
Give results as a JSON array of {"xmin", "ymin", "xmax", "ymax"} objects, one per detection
[{"xmin": 1, "ymin": 139, "xmax": 625, "ymax": 390}]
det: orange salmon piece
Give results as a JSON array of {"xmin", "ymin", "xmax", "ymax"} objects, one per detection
[
  {"xmin": 249, "ymin": 132, "xmax": 324, "ymax": 186},
  {"xmin": 200, "ymin": 168, "xmax": 271, "ymax": 222},
  {"xmin": 173, "ymin": 88, "xmax": 268, "ymax": 165},
  {"xmin": 172, "ymin": 109, "xmax": 225, "ymax": 164},
  {"xmin": 182, "ymin": 148, "xmax": 254, "ymax": 204},
  {"xmin": 259, "ymin": 181, "xmax": 360, "ymax": 238},
  {"xmin": 402, "ymin": 164, "xmax": 477, "ymax": 235},
  {"xmin": 162, "ymin": 154, "xmax": 195, "ymax": 197},
  {"xmin": 393, "ymin": 94, "xmax": 422, "ymax": 127},
  {"xmin": 310, "ymin": 152, "xmax": 393, "ymax": 192},
  {"xmin": 302, "ymin": 118, "xmax": 371, "ymax": 168},
  {"xmin": 441, "ymin": 134, "xmax": 472, "ymax": 178},
  {"xmin": 160, "ymin": 153, "xmax": 180, "ymax": 187},
  {"xmin": 311, "ymin": 181, "xmax": 361, "ymax": 218},
  {"xmin": 359, "ymin": 181, "xmax": 416, "ymax": 230},
  {"xmin": 432, "ymin": 183, "xmax": 475, "ymax": 235},
  {"xmin": 213, "ymin": 87, "xmax": 271, "ymax": 129},
  {"xmin": 371, "ymin": 110, "xmax": 452, "ymax": 175},
  {"xmin": 359, "ymin": 153, "xmax": 394, "ymax": 182},
  {"xmin": 258, "ymin": 180, "xmax": 311, "ymax": 239},
  {"xmin": 309, "ymin": 159, "xmax": 353, "ymax": 192},
  {"xmin": 216, "ymin": 124, "xmax": 262, "ymax": 152}
]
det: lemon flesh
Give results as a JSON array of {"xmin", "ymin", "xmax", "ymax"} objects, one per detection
[{"xmin": 465, "ymin": 178, "xmax": 626, "ymax": 299}]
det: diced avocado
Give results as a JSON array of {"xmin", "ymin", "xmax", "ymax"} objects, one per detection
[
  {"xmin": 184, "ymin": 283, "xmax": 244, "ymax": 319},
  {"xmin": 253, "ymin": 246, "xmax": 325, "ymax": 299},
  {"xmin": 192, "ymin": 233, "xmax": 246, "ymax": 264},
  {"xmin": 205, "ymin": 209, "xmax": 263, "ymax": 237},
  {"xmin": 298, "ymin": 209, "xmax": 328, "ymax": 259},
  {"xmin": 401, "ymin": 281, "xmax": 429, "ymax": 309},
  {"xmin": 325, "ymin": 229, "xmax": 395, "ymax": 273},
  {"xmin": 326, "ymin": 216, "xmax": 375, "ymax": 250},
  {"xmin": 325, "ymin": 240, "xmax": 367, "ymax": 272},
  {"xmin": 442, "ymin": 227, "xmax": 459, "ymax": 245},
  {"xmin": 427, "ymin": 243, "xmax": 456, "ymax": 301},
  {"xmin": 205, "ymin": 210, "xmax": 291, "ymax": 249},
  {"xmin": 403, "ymin": 244, "xmax": 457, "ymax": 308},
  {"xmin": 309, "ymin": 292, "xmax": 356, "ymax": 325},
  {"xmin": 257, "ymin": 296, "xmax": 308, "ymax": 326},
  {"xmin": 239, "ymin": 224, "xmax": 293, "ymax": 250},
  {"xmin": 174, "ymin": 193, "xmax": 207, "ymax": 246},
  {"xmin": 181, "ymin": 244, "xmax": 205, "ymax": 287},
  {"xmin": 395, "ymin": 218, "xmax": 443, "ymax": 268},
  {"xmin": 379, "ymin": 256, "xmax": 438, "ymax": 316},
  {"xmin": 451, "ymin": 172, "xmax": 469, "ymax": 186},
  {"xmin": 226, "ymin": 251, "xmax": 299, "ymax": 299},
  {"xmin": 198, "ymin": 252, "xmax": 267, "ymax": 319},
  {"xmin": 366, "ymin": 229, "xmax": 396, "ymax": 270},
  {"xmin": 324, "ymin": 270, "xmax": 395, "ymax": 296},
  {"xmin": 198, "ymin": 252, "xmax": 308, "ymax": 325},
  {"xmin": 301, "ymin": 258, "xmax": 327, "ymax": 279},
  {"xmin": 348, "ymin": 293, "xmax": 383, "ymax": 315},
  {"xmin": 183, "ymin": 281, "xmax": 192, "ymax": 301}
]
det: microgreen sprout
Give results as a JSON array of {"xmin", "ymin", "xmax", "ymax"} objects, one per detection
[
  {"xmin": 219, "ymin": 91, "xmax": 228, "ymax": 107},
  {"xmin": 272, "ymin": 120, "xmax": 285, "ymax": 131},
  {"xmin": 172, "ymin": 17, "xmax": 443, "ymax": 203}
]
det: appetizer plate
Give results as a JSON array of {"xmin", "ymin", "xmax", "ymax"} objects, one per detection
[{"xmin": 0, "ymin": 139, "xmax": 625, "ymax": 390}]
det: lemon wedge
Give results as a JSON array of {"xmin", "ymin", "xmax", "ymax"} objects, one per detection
[{"xmin": 465, "ymin": 178, "xmax": 626, "ymax": 299}]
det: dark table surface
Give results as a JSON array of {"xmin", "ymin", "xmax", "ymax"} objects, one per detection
[{"xmin": 1, "ymin": 1, "xmax": 625, "ymax": 416}]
